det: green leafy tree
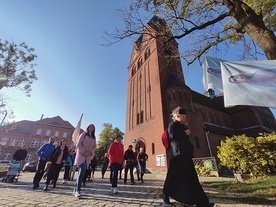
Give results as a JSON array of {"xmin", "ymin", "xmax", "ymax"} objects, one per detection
[
  {"xmin": 217, "ymin": 133, "xmax": 276, "ymax": 179},
  {"xmin": 0, "ymin": 40, "xmax": 37, "ymax": 96},
  {"xmin": 96, "ymin": 123, "xmax": 124, "ymax": 162},
  {"xmin": 106, "ymin": 0, "xmax": 276, "ymax": 64}
]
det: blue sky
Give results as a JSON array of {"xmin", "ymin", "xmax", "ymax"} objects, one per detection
[{"xmin": 0, "ymin": 1, "xmax": 275, "ymax": 138}]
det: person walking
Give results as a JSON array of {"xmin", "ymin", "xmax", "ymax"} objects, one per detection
[
  {"xmin": 137, "ymin": 147, "xmax": 148, "ymax": 183},
  {"xmin": 62, "ymin": 148, "xmax": 74, "ymax": 183},
  {"xmin": 133, "ymin": 148, "xmax": 140, "ymax": 181},
  {"xmin": 100, "ymin": 153, "xmax": 109, "ymax": 179},
  {"xmin": 123, "ymin": 145, "xmax": 135, "ymax": 185},
  {"xmin": 162, "ymin": 107, "xmax": 215, "ymax": 207},
  {"xmin": 73, "ymin": 124, "xmax": 97, "ymax": 198},
  {"xmin": 43, "ymin": 139, "xmax": 68, "ymax": 191},
  {"xmin": 33, "ymin": 137, "xmax": 55, "ymax": 189},
  {"xmin": 108, "ymin": 135, "xmax": 124, "ymax": 194}
]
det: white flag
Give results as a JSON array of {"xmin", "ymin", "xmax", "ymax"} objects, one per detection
[
  {"xmin": 72, "ymin": 113, "xmax": 83, "ymax": 145},
  {"xmin": 221, "ymin": 60, "xmax": 276, "ymax": 108},
  {"xmin": 202, "ymin": 56, "xmax": 224, "ymax": 92}
]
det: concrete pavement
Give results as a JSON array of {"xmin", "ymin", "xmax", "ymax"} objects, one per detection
[{"xmin": 0, "ymin": 170, "xmax": 274, "ymax": 207}]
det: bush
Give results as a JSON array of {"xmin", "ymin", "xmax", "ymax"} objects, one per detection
[{"xmin": 217, "ymin": 132, "xmax": 276, "ymax": 179}]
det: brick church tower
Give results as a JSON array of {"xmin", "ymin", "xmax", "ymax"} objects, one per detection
[
  {"xmin": 124, "ymin": 16, "xmax": 276, "ymax": 173},
  {"xmin": 124, "ymin": 16, "xmax": 195, "ymax": 171}
]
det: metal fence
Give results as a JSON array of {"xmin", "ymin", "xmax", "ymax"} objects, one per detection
[{"xmin": 192, "ymin": 157, "xmax": 218, "ymax": 171}]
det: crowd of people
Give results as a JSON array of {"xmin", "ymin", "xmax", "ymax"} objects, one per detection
[
  {"xmin": 28, "ymin": 124, "xmax": 148, "ymax": 199},
  {"xmin": 18, "ymin": 106, "xmax": 216, "ymax": 206}
]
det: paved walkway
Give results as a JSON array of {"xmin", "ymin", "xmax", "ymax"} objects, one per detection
[{"xmin": 0, "ymin": 170, "xmax": 274, "ymax": 207}]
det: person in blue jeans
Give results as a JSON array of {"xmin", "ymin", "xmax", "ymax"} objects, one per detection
[{"xmin": 73, "ymin": 124, "xmax": 97, "ymax": 198}]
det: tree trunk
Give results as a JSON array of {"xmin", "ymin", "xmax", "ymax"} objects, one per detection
[{"xmin": 226, "ymin": 0, "xmax": 276, "ymax": 60}]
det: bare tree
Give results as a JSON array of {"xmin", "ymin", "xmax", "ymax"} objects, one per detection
[
  {"xmin": 0, "ymin": 40, "xmax": 37, "ymax": 96},
  {"xmin": 104, "ymin": 0, "xmax": 276, "ymax": 65}
]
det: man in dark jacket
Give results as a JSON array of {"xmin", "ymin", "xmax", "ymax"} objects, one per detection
[
  {"xmin": 13, "ymin": 146, "xmax": 27, "ymax": 161},
  {"xmin": 123, "ymin": 145, "xmax": 135, "ymax": 185},
  {"xmin": 32, "ymin": 136, "xmax": 55, "ymax": 189}
]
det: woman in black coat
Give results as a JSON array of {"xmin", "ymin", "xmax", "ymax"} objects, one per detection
[
  {"xmin": 162, "ymin": 107, "xmax": 215, "ymax": 207},
  {"xmin": 43, "ymin": 139, "xmax": 68, "ymax": 190}
]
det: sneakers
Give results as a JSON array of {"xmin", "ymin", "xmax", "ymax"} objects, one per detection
[
  {"xmin": 74, "ymin": 191, "xmax": 81, "ymax": 198},
  {"xmin": 130, "ymin": 181, "xmax": 136, "ymax": 185},
  {"xmin": 112, "ymin": 187, "xmax": 118, "ymax": 194},
  {"xmin": 62, "ymin": 179, "xmax": 66, "ymax": 184}
]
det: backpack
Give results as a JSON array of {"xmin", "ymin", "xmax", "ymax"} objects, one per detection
[{"xmin": 161, "ymin": 129, "xmax": 170, "ymax": 149}]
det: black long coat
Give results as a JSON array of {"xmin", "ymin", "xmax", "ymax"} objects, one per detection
[{"xmin": 162, "ymin": 121, "xmax": 209, "ymax": 206}]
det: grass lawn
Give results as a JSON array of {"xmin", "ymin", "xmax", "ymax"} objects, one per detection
[{"xmin": 202, "ymin": 175, "xmax": 276, "ymax": 205}]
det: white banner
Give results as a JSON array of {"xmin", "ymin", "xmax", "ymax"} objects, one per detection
[
  {"xmin": 220, "ymin": 60, "xmax": 276, "ymax": 109},
  {"xmin": 72, "ymin": 113, "xmax": 83, "ymax": 145},
  {"xmin": 202, "ymin": 56, "xmax": 224, "ymax": 92}
]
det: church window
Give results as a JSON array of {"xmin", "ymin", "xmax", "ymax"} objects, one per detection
[
  {"xmin": 151, "ymin": 143, "xmax": 155, "ymax": 154},
  {"xmin": 195, "ymin": 136, "xmax": 200, "ymax": 149},
  {"xmin": 144, "ymin": 48, "xmax": 150, "ymax": 60},
  {"xmin": 132, "ymin": 66, "xmax": 136, "ymax": 76},
  {"xmin": 140, "ymin": 110, "xmax": 144, "ymax": 123},
  {"xmin": 138, "ymin": 58, "xmax": 143, "ymax": 69}
]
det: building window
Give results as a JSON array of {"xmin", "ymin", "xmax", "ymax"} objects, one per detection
[
  {"xmin": 151, "ymin": 143, "xmax": 155, "ymax": 154},
  {"xmin": 18, "ymin": 138, "xmax": 27, "ymax": 147},
  {"xmin": 40, "ymin": 140, "xmax": 47, "ymax": 146},
  {"xmin": 62, "ymin": 132, "xmax": 67, "ymax": 138},
  {"xmin": 195, "ymin": 136, "xmax": 200, "ymax": 149},
  {"xmin": 9, "ymin": 138, "xmax": 17, "ymax": 146},
  {"xmin": 54, "ymin": 131, "xmax": 59, "ymax": 137},
  {"xmin": 144, "ymin": 48, "xmax": 150, "ymax": 60},
  {"xmin": 26, "ymin": 153, "xmax": 33, "ymax": 162},
  {"xmin": 45, "ymin": 130, "xmax": 51, "ymax": 136},
  {"xmin": 132, "ymin": 66, "xmax": 136, "ymax": 77},
  {"xmin": 138, "ymin": 57, "xmax": 143, "ymax": 69},
  {"xmin": 140, "ymin": 110, "xmax": 144, "ymax": 123},
  {"xmin": 4, "ymin": 153, "xmax": 11, "ymax": 160},
  {"xmin": 29, "ymin": 139, "xmax": 39, "ymax": 148},
  {"xmin": 1, "ymin": 137, "xmax": 9, "ymax": 146},
  {"xmin": 137, "ymin": 113, "xmax": 140, "ymax": 125},
  {"xmin": 36, "ymin": 129, "xmax": 42, "ymax": 135}
]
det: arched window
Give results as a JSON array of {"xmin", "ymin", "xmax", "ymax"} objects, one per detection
[
  {"xmin": 138, "ymin": 57, "xmax": 143, "ymax": 69},
  {"xmin": 151, "ymin": 143, "xmax": 155, "ymax": 154},
  {"xmin": 131, "ymin": 66, "xmax": 136, "ymax": 76},
  {"xmin": 144, "ymin": 48, "xmax": 150, "ymax": 60}
]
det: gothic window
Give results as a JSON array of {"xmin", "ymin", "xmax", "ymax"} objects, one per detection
[
  {"xmin": 132, "ymin": 66, "xmax": 136, "ymax": 76},
  {"xmin": 140, "ymin": 110, "xmax": 144, "ymax": 123},
  {"xmin": 179, "ymin": 90, "xmax": 182, "ymax": 100},
  {"xmin": 138, "ymin": 57, "xmax": 143, "ymax": 69},
  {"xmin": 137, "ymin": 113, "xmax": 140, "ymax": 125},
  {"xmin": 144, "ymin": 48, "xmax": 150, "ymax": 60},
  {"xmin": 151, "ymin": 143, "xmax": 155, "ymax": 154}
]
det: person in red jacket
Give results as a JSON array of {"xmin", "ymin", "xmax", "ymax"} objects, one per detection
[{"xmin": 108, "ymin": 135, "xmax": 124, "ymax": 194}]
